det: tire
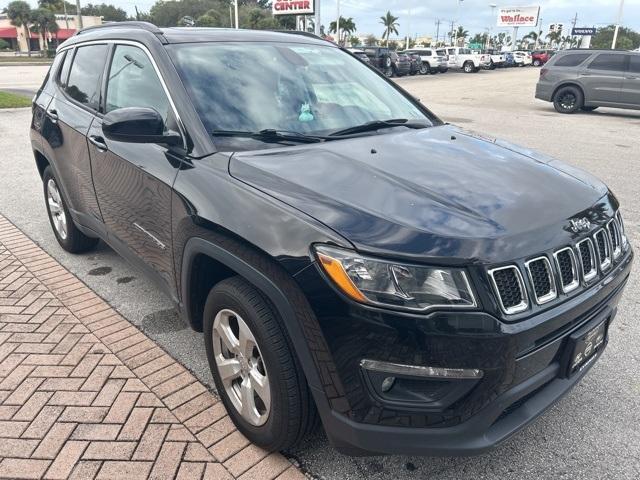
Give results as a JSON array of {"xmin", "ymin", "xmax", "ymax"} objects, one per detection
[
  {"xmin": 419, "ymin": 64, "xmax": 428, "ymax": 75},
  {"xmin": 489, "ymin": 60, "xmax": 496, "ymax": 70},
  {"xmin": 533, "ymin": 59, "xmax": 541, "ymax": 67},
  {"xmin": 383, "ymin": 66, "xmax": 393, "ymax": 77},
  {"xmin": 463, "ymin": 61, "xmax": 474, "ymax": 73},
  {"xmin": 581, "ymin": 106, "xmax": 598, "ymax": 112},
  {"xmin": 42, "ymin": 166, "xmax": 99, "ymax": 253},
  {"xmin": 203, "ymin": 276, "xmax": 316, "ymax": 451},
  {"xmin": 553, "ymin": 86, "xmax": 584, "ymax": 114}
]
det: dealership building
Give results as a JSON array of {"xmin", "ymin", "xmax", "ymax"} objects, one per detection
[{"xmin": 0, "ymin": 14, "xmax": 102, "ymax": 52}]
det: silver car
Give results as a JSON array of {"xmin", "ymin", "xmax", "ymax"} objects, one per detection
[{"xmin": 536, "ymin": 50, "xmax": 640, "ymax": 113}]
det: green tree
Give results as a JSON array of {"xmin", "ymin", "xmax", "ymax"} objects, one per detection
[
  {"xmin": 546, "ymin": 30, "xmax": 562, "ymax": 48},
  {"xmin": 81, "ymin": 3, "xmax": 128, "ymax": 22},
  {"xmin": 379, "ymin": 11, "xmax": 399, "ymax": 47},
  {"xmin": 328, "ymin": 16, "xmax": 356, "ymax": 45},
  {"xmin": 4, "ymin": 1, "xmax": 33, "ymax": 47},
  {"xmin": 29, "ymin": 7, "xmax": 57, "ymax": 49},
  {"xmin": 454, "ymin": 25, "xmax": 468, "ymax": 46},
  {"xmin": 0, "ymin": 39, "xmax": 10, "ymax": 50},
  {"xmin": 348, "ymin": 35, "xmax": 360, "ymax": 47},
  {"xmin": 591, "ymin": 25, "xmax": 640, "ymax": 50}
]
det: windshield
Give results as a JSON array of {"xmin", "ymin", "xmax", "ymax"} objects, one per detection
[{"xmin": 167, "ymin": 42, "xmax": 434, "ymax": 140}]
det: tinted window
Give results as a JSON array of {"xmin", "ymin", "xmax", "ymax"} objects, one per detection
[
  {"xmin": 588, "ymin": 54, "xmax": 626, "ymax": 71},
  {"xmin": 65, "ymin": 44, "xmax": 108, "ymax": 110},
  {"xmin": 553, "ymin": 53, "xmax": 591, "ymax": 67},
  {"xmin": 58, "ymin": 50, "xmax": 72, "ymax": 87},
  {"xmin": 106, "ymin": 45, "xmax": 170, "ymax": 123},
  {"xmin": 628, "ymin": 55, "xmax": 640, "ymax": 74}
]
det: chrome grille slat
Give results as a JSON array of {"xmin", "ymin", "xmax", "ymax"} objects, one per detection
[
  {"xmin": 607, "ymin": 219, "xmax": 622, "ymax": 260},
  {"xmin": 594, "ymin": 229, "xmax": 612, "ymax": 271},
  {"xmin": 553, "ymin": 247, "xmax": 580, "ymax": 293},
  {"xmin": 616, "ymin": 211, "xmax": 628, "ymax": 250},
  {"xmin": 576, "ymin": 238, "xmax": 597, "ymax": 282},
  {"xmin": 524, "ymin": 257, "xmax": 557, "ymax": 305},
  {"xmin": 488, "ymin": 266, "xmax": 528, "ymax": 315}
]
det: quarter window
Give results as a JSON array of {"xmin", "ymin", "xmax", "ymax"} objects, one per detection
[
  {"xmin": 58, "ymin": 50, "xmax": 72, "ymax": 87},
  {"xmin": 106, "ymin": 45, "xmax": 171, "ymax": 123},
  {"xmin": 553, "ymin": 53, "xmax": 591, "ymax": 67},
  {"xmin": 587, "ymin": 54, "xmax": 626, "ymax": 72},
  {"xmin": 65, "ymin": 44, "xmax": 109, "ymax": 110}
]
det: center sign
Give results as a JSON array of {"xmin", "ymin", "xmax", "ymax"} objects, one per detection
[
  {"xmin": 272, "ymin": 0, "xmax": 315, "ymax": 15},
  {"xmin": 497, "ymin": 6, "xmax": 540, "ymax": 27}
]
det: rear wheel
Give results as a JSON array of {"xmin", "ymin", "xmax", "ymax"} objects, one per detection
[
  {"xmin": 43, "ymin": 166, "xmax": 98, "ymax": 253},
  {"xmin": 533, "ymin": 59, "xmax": 542, "ymax": 67},
  {"xmin": 383, "ymin": 65, "xmax": 393, "ymax": 77},
  {"xmin": 463, "ymin": 61, "xmax": 474, "ymax": 73},
  {"xmin": 553, "ymin": 86, "xmax": 584, "ymax": 114},
  {"xmin": 203, "ymin": 276, "xmax": 316, "ymax": 451},
  {"xmin": 419, "ymin": 64, "xmax": 428, "ymax": 75}
]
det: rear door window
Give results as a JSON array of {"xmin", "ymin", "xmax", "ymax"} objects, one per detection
[
  {"xmin": 553, "ymin": 53, "xmax": 591, "ymax": 67},
  {"xmin": 65, "ymin": 44, "xmax": 109, "ymax": 110},
  {"xmin": 627, "ymin": 55, "xmax": 640, "ymax": 74},
  {"xmin": 587, "ymin": 54, "xmax": 626, "ymax": 72}
]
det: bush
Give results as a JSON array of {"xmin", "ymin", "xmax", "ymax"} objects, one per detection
[
  {"xmin": 46, "ymin": 48, "xmax": 56, "ymax": 58},
  {"xmin": 0, "ymin": 39, "xmax": 10, "ymax": 50}
]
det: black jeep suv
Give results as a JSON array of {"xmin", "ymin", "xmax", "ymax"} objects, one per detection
[{"xmin": 30, "ymin": 23, "xmax": 633, "ymax": 456}]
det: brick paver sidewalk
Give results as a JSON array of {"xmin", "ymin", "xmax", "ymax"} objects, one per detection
[{"xmin": 0, "ymin": 215, "xmax": 305, "ymax": 480}]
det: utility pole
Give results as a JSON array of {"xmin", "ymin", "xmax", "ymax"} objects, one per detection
[
  {"xmin": 435, "ymin": 19, "xmax": 441, "ymax": 46},
  {"xmin": 453, "ymin": 0, "xmax": 463, "ymax": 47},
  {"xmin": 314, "ymin": 0, "xmax": 321, "ymax": 36},
  {"xmin": 488, "ymin": 4, "xmax": 496, "ymax": 49},
  {"xmin": 75, "ymin": 0, "xmax": 83, "ymax": 29},
  {"xmin": 612, "ymin": 0, "xmax": 624, "ymax": 49},
  {"xmin": 535, "ymin": 16, "xmax": 542, "ymax": 50},
  {"xmin": 449, "ymin": 21, "xmax": 455, "ymax": 46},
  {"xmin": 571, "ymin": 12, "xmax": 578, "ymax": 48},
  {"xmin": 234, "ymin": 0, "xmax": 239, "ymax": 29},
  {"xmin": 406, "ymin": 6, "xmax": 411, "ymax": 50},
  {"xmin": 62, "ymin": 1, "xmax": 69, "ymax": 29},
  {"xmin": 336, "ymin": 0, "xmax": 340, "ymax": 46}
]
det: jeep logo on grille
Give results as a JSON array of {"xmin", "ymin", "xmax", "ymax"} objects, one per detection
[{"xmin": 569, "ymin": 217, "xmax": 591, "ymax": 233}]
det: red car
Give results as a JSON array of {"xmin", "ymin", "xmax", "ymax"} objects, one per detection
[{"xmin": 532, "ymin": 50, "xmax": 554, "ymax": 67}]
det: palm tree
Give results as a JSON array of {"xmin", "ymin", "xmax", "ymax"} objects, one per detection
[
  {"xmin": 380, "ymin": 11, "xmax": 399, "ymax": 47},
  {"xmin": 523, "ymin": 29, "xmax": 543, "ymax": 47},
  {"xmin": 329, "ymin": 16, "xmax": 356, "ymax": 45},
  {"xmin": 546, "ymin": 30, "xmax": 562, "ymax": 48},
  {"xmin": 4, "ymin": 1, "xmax": 32, "ymax": 52},
  {"xmin": 29, "ymin": 8, "xmax": 56, "ymax": 50},
  {"xmin": 455, "ymin": 26, "xmax": 468, "ymax": 46}
]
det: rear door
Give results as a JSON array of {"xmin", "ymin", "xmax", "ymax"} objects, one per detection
[
  {"xmin": 622, "ymin": 55, "xmax": 640, "ymax": 108},
  {"xmin": 43, "ymin": 44, "xmax": 109, "ymax": 232},
  {"xmin": 88, "ymin": 43, "xmax": 185, "ymax": 296},
  {"xmin": 581, "ymin": 53, "xmax": 626, "ymax": 104}
]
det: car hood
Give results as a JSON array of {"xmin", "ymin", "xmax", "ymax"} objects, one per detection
[{"xmin": 229, "ymin": 125, "xmax": 612, "ymax": 264}]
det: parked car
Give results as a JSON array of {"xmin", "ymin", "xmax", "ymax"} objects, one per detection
[
  {"xmin": 391, "ymin": 51, "xmax": 411, "ymax": 77},
  {"xmin": 532, "ymin": 50, "xmax": 555, "ymax": 67},
  {"xmin": 536, "ymin": 49, "xmax": 640, "ymax": 113},
  {"xmin": 445, "ymin": 47, "xmax": 490, "ymax": 73},
  {"xmin": 347, "ymin": 48, "xmax": 371, "ymax": 65},
  {"xmin": 405, "ymin": 48, "xmax": 448, "ymax": 74},
  {"xmin": 513, "ymin": 51, "xmax": 533, "ymax": 66},
  {"xmin": 399, "ymin": 51, "xmax": 424, "ymax": 75},
  {"xmin": 481, "ymin": 49, "xmax": 506, "ymax": 69},
  {"xmin": 362, "ymin": 46, "xmax": 394, "ymax": 76},
  {"xmin": 32, "ymin": 23, "xmax": 633, "ymax": 456}
]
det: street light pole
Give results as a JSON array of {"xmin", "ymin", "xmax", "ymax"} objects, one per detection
[
  {"xmin": 453, "ymin": 0, "xmax": 463, "ymax": 46},
  {"xmin": 611, "ymin": 0, "xmax": 624, "ymax": 49},
  {"xmin": 314, "ymin": 0, "xmax": 321, "ymax": 36},
  {"xmin": 336, "ymin": 0, "xmax": 340, "ymax": 46},
  {"xmin": 488, "ymin": 3, "xmax": 496, "ymax": 49},
  {"xmin": 406, "ymin": 6, "xmax": 411, "ymax": 50},
  {"xmin": 76, "ymin": 0, "xmax": 83, "ymax": 29},
  {"xmin": 234, "ymin": 0, "xmax": 239, "ymax": 29}
]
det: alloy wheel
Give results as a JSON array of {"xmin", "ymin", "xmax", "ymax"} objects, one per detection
[
  {"xmin": 559, "ymin": 92, "xmax": 576, "ymax": 110},
  {"xmin": 47, "ymin": 179, "xmax": 67, "ymax": 240},
  {"xmin": 212, "ymin": 308, "xmax": 271, "ymax": 426}
]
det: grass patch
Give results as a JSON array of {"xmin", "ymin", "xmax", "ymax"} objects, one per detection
[{"xmin": 0, "ymin": 91, "xmax": 32, "ymax": 108}]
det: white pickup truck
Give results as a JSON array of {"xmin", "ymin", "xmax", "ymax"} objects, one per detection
[{"xmin": 444, "ymin": 47, "xmax": 491, "ymax": 73}]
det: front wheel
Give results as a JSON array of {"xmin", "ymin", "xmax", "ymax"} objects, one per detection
[
  {"xmin": 203, "ymin": 276, "xmax": 316, "ymax": 451},
  {"xmin": 533, "ymin": 59, "xmax": 541, "ymax": 67},
  {"xmin": 463, "ymin": 61, "xmax": 474, "ymax": 73},
  {"xmin": 383, "ymin": 66, "xmax": 393, "ymax": 77},
  {"xmin": 43, "ymin": 166, "xmax": 98, "ymax": 253},
  {"xmin": 419, "ymin": 64, "xmax": 428, "ymax": 75},
  {"xmin": 553, "ymin": 86, "xmax": 584, "ymax": 114}
]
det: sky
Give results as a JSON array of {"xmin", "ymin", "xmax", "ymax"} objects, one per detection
[{"xmin": 3, "ymin": 0, "xmax": 639, "ymax": 40}]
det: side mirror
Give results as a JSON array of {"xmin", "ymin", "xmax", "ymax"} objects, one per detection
[{"xmin": 102, "ymin": 107, "xmax": 181, "ymax": 146}]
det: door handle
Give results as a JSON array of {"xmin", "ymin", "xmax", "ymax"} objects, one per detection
[
  {"xmin": 46, "ymin": 109, "xmax": 58, "ymax": 123},
  {"xmin": 626, "ymin": 75, "xmax": 638, "ymax": 80},
  {"xmin": 88, "ymin": 135, "xmax": 108, "ymax": 151}
]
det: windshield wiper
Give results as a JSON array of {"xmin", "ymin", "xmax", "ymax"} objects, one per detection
[
  {"xmin": 211, "ymin": 129, "xmax": 326, "ymax": 144},
  {"xmin": 328, "ymin": 119, "xmax": 428, "ymax": 137}
]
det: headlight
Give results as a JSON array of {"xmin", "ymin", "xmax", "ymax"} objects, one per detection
[{"xmin": 314, "ymin": 245, "xmax": 476, "ymax": 312}]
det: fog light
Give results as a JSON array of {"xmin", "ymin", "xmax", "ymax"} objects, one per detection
[
  {"xmin": 360, "ymin": 359, "xmax": 483, "ymax": 379},
  {"xmin": 381, "ymin": 376, "xmax": 396, "ymax": 392}
]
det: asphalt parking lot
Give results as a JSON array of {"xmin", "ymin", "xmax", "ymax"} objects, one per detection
[{"xmin": 1, "ymin": 66, "xmax": 639, "ymax": 480}]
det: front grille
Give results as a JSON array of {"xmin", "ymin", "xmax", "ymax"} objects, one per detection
[
  {"xmin": 594, "ymin": 229, "xmax": 612, "ymax": 270},
  {"xmin": 554, "ymin": 248, "xmax": 579, "ymax": 293},
  {"xmin": 525, "ymin": 257, "xmax": 556, "ymax": 304},
  {"xmin": 489, "ymin": 266, "xmax": 527, "ymax": 314},
  {"xmin": 576, "ymin": 238, "xmax": 597, "ymax": 282},
  {"xmin": 607, "ymin": 220, "xmax": 621, "ymax": 259}
]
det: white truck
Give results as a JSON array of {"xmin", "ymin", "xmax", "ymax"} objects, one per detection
[{"xmin": 443, "ymin": 47, "xmax": 491, "ymax": 73}]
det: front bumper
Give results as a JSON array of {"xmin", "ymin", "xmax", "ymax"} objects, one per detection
[{"xmin": 295, "ymin": 248, "xmax": 632, "ymax": 456}]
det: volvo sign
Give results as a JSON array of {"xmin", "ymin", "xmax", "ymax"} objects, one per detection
[{"xmin": 572, "ymin": 27, "xmax": 597, "ymax": 36}]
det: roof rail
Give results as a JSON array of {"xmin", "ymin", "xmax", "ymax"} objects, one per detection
[
  {"xmin": 272, "ymin": 30, "xmax": 327, "ymax": 41},
  {"xmin": 75, "ymin": 21, "xmax": 162, "ymax": 36}
]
